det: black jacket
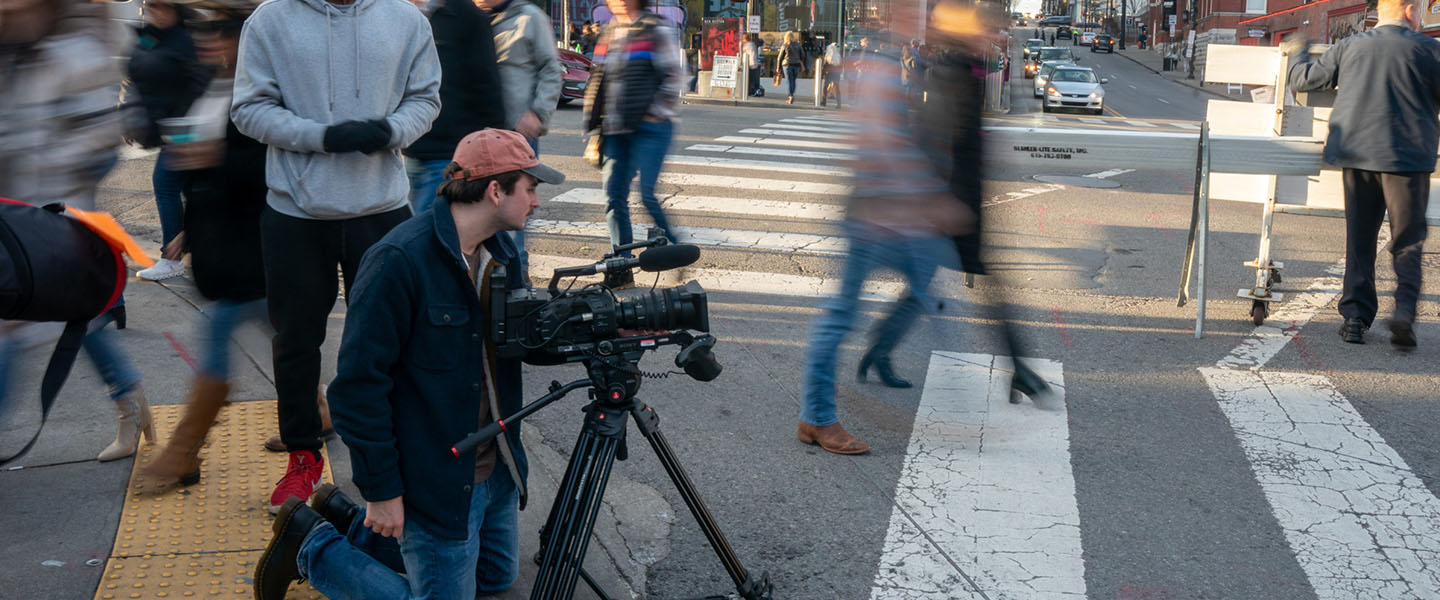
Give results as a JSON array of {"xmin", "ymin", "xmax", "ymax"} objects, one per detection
[
  {"xmin": 125, "ymin": 24, "xmax": 212, "ymax": 148},
  {"xmin": 404, "ymin": 0, "xmax": 507, "ymax": 161},
  {"xmin": 183, "ymin": 121, "xmax": 267, "ymax": 302},
  {"xmin": 328, "ymin": 199, "xmax": 530, "ymax": 541},
  {"xmin": 1289, "ymin": 24, "xmax": 1440, "ymax": 173},
  {"xmin": 921, "ymin": 48, "xmax": 986, "ymax": 274}
]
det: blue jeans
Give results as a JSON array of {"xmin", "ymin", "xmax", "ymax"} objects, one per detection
[
  {"xmin": 153, "ymin": 149, "xmax": 185, "ymax": 248},
  {"xmin": 84, "ymin": 305, "xmax": 143, "ymax": 402},
  {"xmin": 602, "ymin": 120, "xmax": 676, "ymax": 253},
  {"xmin": 405, "ymin": 157, "xmax": 449, "ymax": 216},
  {"xmin": 298, "ymin": 472, "xmax": 521, "ymax": 599},
  {"xmin": 199, "ymin": 299, "xmax": 267, "ymax": 380},
  {"xmin": 800, "ymin": 222, "xmax": 952, "ymax": 427},
  {"xmin": 784, "ymin": 66, "xmax": 799, "ymax": 97}
]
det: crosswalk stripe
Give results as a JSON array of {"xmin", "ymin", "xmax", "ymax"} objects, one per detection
[
  {"xmin": 528, "ymin": 254, "xmax": 902, "ymax": 301},
  {"xmin": 685, "ymin": 144, "xmax": 855, "ymax": 161},
  {"xmin": 1078, "ymin": 118, "xmax": 1106, "ymax": 124},
  {"xmin": 664, "ymin": 154, "xmax": 852, "ymax": 177},
  {"xmin": 737, "ymin": 128, "xmax": 852, "ymax": 140},
  {"xmin": 528, "ymin": 218, "xmax": 847, "ymax": 254},
  {"xmin": 778, "ymin": 117, "xmax": 860, "ymax": 130},
  {"xmin": 1200, "ymin": 367, "xmax": 1440, "ymax": 599},
  {"xmin": 549, "ymin": 188, "xmax": 845, "ymax": 221},
  {"xmin": 872, "ymin": 352, "xmax": 1082, "ymax": 599},
  {"xmin": 714, "ymin": 136, "xmax": 857, "ymax": 151},
  {"xmin": 1125, "ymin": 120, "xmax": 1158, "ymax": 127},
  {"xmin": 767, "ymin": 122, "xmax": 860, "ymax": 134},
  {"xmin": 659, "ymin": 173, "xmax": 850, "ymax": 195},
  {"xmin": 1173, "ymin": 123, "xmax": 1201, "ymax": 130}
]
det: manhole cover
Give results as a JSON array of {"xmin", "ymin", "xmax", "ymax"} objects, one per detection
[{"xmin": 1034, "ymin": 175, "xmax": 1121, "ymax": 189}]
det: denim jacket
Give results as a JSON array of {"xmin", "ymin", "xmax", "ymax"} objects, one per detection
[{"xmin": 328, "ymin": 197, "xmax": 531, "ymax": 541}]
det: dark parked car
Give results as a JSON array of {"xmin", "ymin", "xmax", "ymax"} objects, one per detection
[
  {"xmin": 1091, "ymin": 33, "xmax": 1116, "ymax": 53},
  {"xmin": 557, "ymin": 48, "xmax": 592, "ymax": 106},
  {"xmin": 1056, "ymin": 27, "xmax": 1072, "ymax": 40}
]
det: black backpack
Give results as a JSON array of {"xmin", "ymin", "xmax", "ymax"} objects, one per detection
[{"xmin": 0, "ymin": 198, "xmax": 127, "ymax": 464}]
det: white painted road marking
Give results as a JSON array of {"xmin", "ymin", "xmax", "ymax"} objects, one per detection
[
  {"xmin": 737, "ymin": 128, "xmax": 852, "ymax": 140},
  {"xmin": 528, "ymin": 219, "xmax": 847, "ymax": 254},
  {"xmin": 1084, "ymin": 168, "xmax": 1135, "ymax": 179},
  {"xmin": 779, "ymin": 117, "xmax": 861, "ymax": 130},
  {"xmin": 871, "ymin": 352, "xmax": 1082, "ymax": 599},
  {"xmin": 1079, "ymin": 118, "xmax": 1106, "ymax": 125},
  {"xmin": 659, "ymin": 173, "xmax": 849, "ymax": 195},
  {"xmin": 1125, "ymin": 120, "xmax": 1158, "ymax": 128},
  {"xmin": 1156, "ymin": 98, "xmax": 1171, "ymax": 104},
  {"xmin": 762, "ymin": 122, "xmax": 860, "ymax": 134},
  {"xmin": 1174, "ymin": 122, "xmax": 1200, "ymax": 129},
  {"xmin": 664, "ymin": 154, "xmax": 851, "ymax": 177},
  {"xmin": 548, "ymin": 188, "xmax": 845, "ymax": 221},
  {"xmin": 714, "ymin": 136, "xmax": 857, "ymax": 151},
  {"xmin": 1199, "ymin": 368, "xmax": 1440, "ymax": 599},
  {"xmin": 685, "ymin": 144, "xmax": 855, "ymax": 161}
]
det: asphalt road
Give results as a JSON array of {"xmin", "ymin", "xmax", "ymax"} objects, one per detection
[{"xmin": 4, "ymin": 61, "xmax": 1439, "ymax": 600}]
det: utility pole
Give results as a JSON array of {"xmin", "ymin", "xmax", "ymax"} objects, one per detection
[
  {"xmin": 561, "ymin": 0, "xmax": 571, "ymax": 48},
  {"xmin": 1120, "ymin": 0, "xmax": 1127, "ymax": 48}
]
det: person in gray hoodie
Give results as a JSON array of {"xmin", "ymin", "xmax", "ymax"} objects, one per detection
[
  {"xmin": 478, "ymin": 0, "xmax": 563, "ymax": 281},
  {"xmin": 230, "ymin": 0, "xmax": 441, "ymax": 513}
]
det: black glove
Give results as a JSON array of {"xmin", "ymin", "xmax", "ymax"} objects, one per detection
[{"xmin": 323, "ymin": 119, "xmax": 393, "ymax": 154}]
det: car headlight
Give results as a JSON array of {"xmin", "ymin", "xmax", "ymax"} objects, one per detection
[{"xmin": 1047, "ymin": 86, "xmax": 1060, "ymax": 96}]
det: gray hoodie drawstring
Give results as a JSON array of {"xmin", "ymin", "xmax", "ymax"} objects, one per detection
[
  {"xmin": 353, "ymin": 10, "xmax": 360, "ymax": 99},
  {"xmin": 326, "ymin": 3, "xmax": 335, "ymax": 112}
]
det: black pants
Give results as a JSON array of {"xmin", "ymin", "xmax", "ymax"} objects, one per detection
[
  {"xmin": 1340, "ymin": 168, "xmax": 1430, "ymax": 326},
  {"xmin": 261, "ymin": 206, "xmax": 411, "ymax": 452},
  {"xmin": 748, "ymin": 67, "xmax": 762, "ymax": 96}
]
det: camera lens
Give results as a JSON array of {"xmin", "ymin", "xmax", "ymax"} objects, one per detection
[{"xmin": 614, "ymin": 281, "xmax": 709, "ymax": 333}]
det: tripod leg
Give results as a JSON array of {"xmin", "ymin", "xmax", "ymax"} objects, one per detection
[
  {"xmin": 629, "ymin": 404, "xmax": 772, "ymax": 600},
  {"xmin": 533, "ymin": 404, "xmax": 628, "ymax": 600}
]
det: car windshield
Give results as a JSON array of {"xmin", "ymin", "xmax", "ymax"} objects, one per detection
[
  {"xmin": 1053, "ymin": 70, "xmax": 1098, "ymax": 83},
  {"xmin": 1026, "ymin": 40, "xmax": 1045, "ymax": 48},
  {"xmin": 1038, "ymin": 49, "xmax": 1072, "ymax": 61}
]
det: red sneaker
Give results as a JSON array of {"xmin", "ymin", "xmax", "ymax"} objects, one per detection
[{"xmin": 269, "ymin": 450, "xmax": 324, "ymax": 514}]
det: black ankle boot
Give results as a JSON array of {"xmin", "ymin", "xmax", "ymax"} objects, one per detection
[
  {"xmin": 255, "ymin": 497, "xmax": 326, "ymax": 600},
  {"xmin": 857, "ymin": 350, "xmax": 912, "ymax": 388},
  {"xmin": 311, "ymin": 483, "xmax": 361, "ymax": 535}
]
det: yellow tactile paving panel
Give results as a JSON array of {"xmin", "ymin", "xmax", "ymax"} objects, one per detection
[{"xmin": 95, "ymin": 401, "xmax": 332, "ymax": 600}]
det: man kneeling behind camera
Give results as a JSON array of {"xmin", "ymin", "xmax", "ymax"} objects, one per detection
[{"xmin": 255, "ymin": 129, "xmax": 566, "ymax": 600}]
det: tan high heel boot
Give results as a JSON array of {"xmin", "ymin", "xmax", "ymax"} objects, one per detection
[
  {"xmin": 98, "ymin": 387, "xmax": 156, "ymax": 462},
  {"xmin": 143, "ymin": 377, "xmax": 231, "ymax": 485}
]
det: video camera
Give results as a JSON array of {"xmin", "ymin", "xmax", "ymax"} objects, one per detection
[{"xmin": 488, "ymin": 236, "xmax": 721, "ymax": 381}]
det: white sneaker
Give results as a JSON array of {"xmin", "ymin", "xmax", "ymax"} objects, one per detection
[{"xmin": 137, "ymin": 258, "xmax": 185, "ymax": 281}]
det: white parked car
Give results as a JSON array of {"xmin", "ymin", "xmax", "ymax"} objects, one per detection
[
  {"xmin": 1042, "ymin": 66, "xmax": 1108, "ymax": 114},
  {"xmin": 1079, "ymin": 31, "xmax": 1098, "ymax": 46}
]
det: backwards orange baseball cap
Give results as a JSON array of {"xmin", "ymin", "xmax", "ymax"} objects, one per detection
[{"xmin": 450, "ymin": 128, "xmax": 566, "ymax": 185}]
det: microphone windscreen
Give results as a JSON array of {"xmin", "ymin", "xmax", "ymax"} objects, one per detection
[{"xmin": 637, "ymin": 244, "xmax": 701, "ymax": 272}]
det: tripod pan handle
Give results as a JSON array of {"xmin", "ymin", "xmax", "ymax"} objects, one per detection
[{"xmin": 452, "ymin": 420, "xmax": 506, "ymax": 457}]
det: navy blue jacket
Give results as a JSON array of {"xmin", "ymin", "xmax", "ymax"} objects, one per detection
[
  {"xmin": 329, "ymin": 198, "xmax": 530, "ymax": 541},
  {"xmin": 1289, "ymin": 24, "xmax": 1440, "ymax": 173}
]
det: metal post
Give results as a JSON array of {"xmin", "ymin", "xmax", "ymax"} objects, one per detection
[
  {"xmin": 1120, "ymin": 0, "xmax": 1126, "ymax": 49},
  {"xmin": 814, "ymin": 57, "xmax": 824, "ymax": 107},
  {"xmin": 562, "ymin": 0, "xmax": 571, "ymax": 49},
  {"xmin": 1195, "ymin": 122, "xmax": 1211, "ymax": 339}
]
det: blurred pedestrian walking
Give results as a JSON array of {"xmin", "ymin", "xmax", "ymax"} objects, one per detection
[
  {"xmin": 583, "ymin": 0, "xmax": 685, "ymax": 279},
  {"xmin": 799, "ymin": 27, "xmax": 974, "ymax": 456},
  {"xmin": 744, "ymin": 33, "xmax": 763, "ymax": 97},
  {"xmin": 478, "ymin": 0, "xmax": 563, "ymax": 282},
  {"xmin": 1288, "ymin": 0, "xmax": 1439, "ymax": 350},
  {"xmin": 0, "ymin": 0, "xmax": 153, "ymax": 462},
  {"xmin": 404, "ymin": 0, "xmax": 507, "ymax": 215},
  {"xmin": 777, "ymin": 31, "xmax": 806, "ymax": 103},
  {"xmin": 231, "ymin": 0, "xmax": 440, "ymax": 512},
  {"xmin": 125, "ymin": 0, "xmax": 213, "ymax": 282},
  {"xmin": 142, "ymin": 0, "xmax": 271, "ymax": 487}
]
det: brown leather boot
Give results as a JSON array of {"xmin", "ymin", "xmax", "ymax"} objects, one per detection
[
  {"xmin": 797, "ymin": 421, "xmax": 870, "ymax": 455},
  {"xmin": 264, "ymin": 386, "xmax": 333, "ymax": 453},
  {"xmin": 144, "ymin": 377, "xmax": 230, "ymax": 485}
]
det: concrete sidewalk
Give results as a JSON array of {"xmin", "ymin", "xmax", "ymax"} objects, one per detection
[
  {"xmin": 0, "ymin": 149, "xmax": 645, "ymax": 600},
  {"xmin": 684, "ymin": 75, "xmax": 841, "ymax": 110},
  {"xmin": 1114, "ymin": 46, "xmax": 1242, "ymax": 101}
]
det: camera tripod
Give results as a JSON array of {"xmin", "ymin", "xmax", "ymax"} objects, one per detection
[{"xmin": 453, "ymin": 343, "xmax": 772, "ymax": 600}]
